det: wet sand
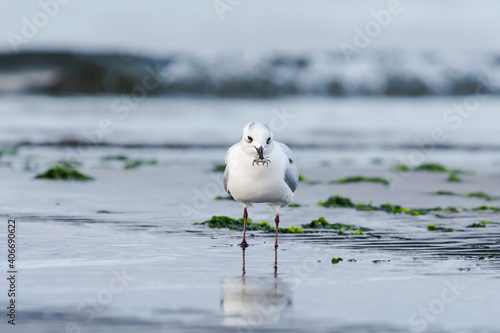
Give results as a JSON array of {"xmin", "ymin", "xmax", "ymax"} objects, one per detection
[{"xmin": 2, "ymin": 145, "xmax": 500, "ymax": 333}]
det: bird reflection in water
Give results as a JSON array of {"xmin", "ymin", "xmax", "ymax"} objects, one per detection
[{"xmin": 220, "ymin": 248, "xmax": 293, "ymax": 328}]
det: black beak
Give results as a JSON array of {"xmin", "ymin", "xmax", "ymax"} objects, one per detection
[{"xmin": 255, "ymin": 146, "xmax": 264, "ymax": 160}]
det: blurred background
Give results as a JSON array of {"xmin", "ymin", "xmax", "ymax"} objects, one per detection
[{"xmin": 1, "ymin": 0, "xmax": 500, "ymax": 152}]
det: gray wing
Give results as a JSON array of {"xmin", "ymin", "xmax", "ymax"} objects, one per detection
[
  {"xmin": 223, "ymin": 168, "xmax": 230, "ymax": 194},
  {"xmin": 278, "ymin": 142, "xmax": 299, "ymax": 192},
  {"xmin": 223, "ymin": 143, "xmax": 239, "ymax": 194}
]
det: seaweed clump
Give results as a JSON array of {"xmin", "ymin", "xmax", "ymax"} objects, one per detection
[
  {"xmin": 433, "ymin": 190, "xmax": 457, "ymax": 196},
  {"xmin": 389, "ymin": 162, "xmax": 469, "ymax": 175},
  {"xmin": 298, "ymin": 174, "xmax": 308, "ymax": 182},
  {"xmin": 471, "ymin": 205, "xmax": 500, "ymax": 212},
  {"xmin": 427, "ymin": 224, "xmax": 454, "ymax": 232},
  {"xmin": 331, "ymin": 257, "xmax": 343, "ymax": 264},
  {"xmin": 318, "ymin": 194, "xmax": 500, "ymax": 216},
  {"xmin": 195, "ymin": 216, "xmax": 303, "ymax": 234},
  {"xmin": 214, "ymin": 195, "xmax": 234, "ymax": 201},
  {"xmin": 212, "ymin": 164, "xmax": 226, "ymax": 172},
  {"xmin": 388, "ymin": 164, "xmax": 412, "ymax": 172},
  {"xmin": 297, "ymin": 174, "xmax": 322, "ymax": 185},
  {"xmin": 318, "ymin": 196, "xmax": 440, "ymax": 216},
  {"xmin": 301, "ymin": 217, "xmax": 372, "ymax": 235},
  {"xmin": 466, "ymin": 192, "xmax": 498, "ymax": 201},
  {"xmin": 318, "ymin": 196, "xmax": 354, "ymax": 208},
  {"xmin": 35, "ymin": 165, "xmax": 93, "ymax": 181},
  {"xmin": 101, "ymin": 155, "xmax": 128, "ymax": 161},
  {"xmin": 447, "ymin": 172, "xmax": 462, "ymax": 183},
  {"xmin": 124, "ymin": 159, "xmax": 157, "ymax": 170},
  {"xmin": 301, "ymin": 217, "xmax": 371, "ymax": 231},
  {"xmin": 330, "ymin": 176, "xmax": 389, "ymax": 186},
  {"xmin": 431, "ymin": 190, "xmax": 499, "ymax": 201},
  {"xmin": 467, "ymin": 221, "xmax": 499, "ymax": 228},
  {"xmin": 415, "ymin": 163, "xmax": 449, "ymax": 173}
]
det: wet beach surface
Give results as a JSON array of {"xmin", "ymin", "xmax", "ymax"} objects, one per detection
[
  {"xmin": 1, "ymin": 96, "xmax": 500, "ymax": 332},
  {"xmin": 2, "ymin": 144, "xmax": 500, "ymax": 333}
]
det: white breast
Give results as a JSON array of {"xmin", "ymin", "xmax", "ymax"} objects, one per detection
[{"xmin": 225, "ymin": 144, "xmax": 294, "ymax": 207}]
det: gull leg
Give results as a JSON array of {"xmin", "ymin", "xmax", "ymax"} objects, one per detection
[
  {"xmin": 239, "ymin": 206, "xmax": 249, "ymax": 248},
  {"xmin": 274, "ymin": 213, "xmax": 280, "ymax": 249}
]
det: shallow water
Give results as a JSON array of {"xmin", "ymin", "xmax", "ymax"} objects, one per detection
[{"xmin": 1, "ymin": 139, "xmax": 500, "ymax": 332}]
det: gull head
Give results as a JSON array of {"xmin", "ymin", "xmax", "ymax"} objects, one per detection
[{"xmin": 240, "ymin": 122, "xmax": 274, "ymax": 166}]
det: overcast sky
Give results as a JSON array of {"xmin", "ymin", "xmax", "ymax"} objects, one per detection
[{"xmin": 1, "ymin": 0, "xmax": 499, "ymax": 55}]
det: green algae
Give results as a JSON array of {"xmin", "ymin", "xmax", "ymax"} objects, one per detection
[
  {"xmin": 415, "ymin": 163, "xmax": 449, "ymax": 173},
  {"xmin": 427, "ymin": 224, "xmax": 453, "ymax": 232},
  {"xmin": 388, "ymin": 164, "xmax": 412, "ymax": 172},
  {"xmin": 471, "ymin": 205, "xmax": 500, "ymax": 212},
  {"xmin": 287, "ymin": 226, "xmax": 304, "ymax": 233},
  {"xmin": 101, "ymin": 155, "xmax": 128, "ymax": 161},
  {"xmin": 214, "ymin": 195, "xmax": 234, "ymax": 201},
  {"xmin": 330, "ymin": 176, "xmax": 389, "ymax": 185},
  {"xmin": 297, "ymin": 174, "xmax": 322, "ymax": 185},
  {"xmin": 318, "ymin": 196, "xmax": 354, "ymax": 208},
  {"xmin": 124, "ymin": 160, "xmax": 142, "ymax": 169},
  {"xmin": 331, "ymin": 257, "xmax": 343, "ymax": 264},
  {"xmin": 430, "ymin": 191, "xmax": 499, "ymax": 201},
  {"xmin": 212, "ymin": 164, "xmax": 226, "ymax": 172},
  {"xmin": 289, "ymin": 203, "xmax": 301, "ymax": 207},
  {"xmin": 35, "ymin": 165, "xmax": 93, "ymax": 181},
  {"xmin": 447, "ymin": 172, "xmax": 462, "ymax": 183},
  {"xmin": 389, "ymin": 162, "xmax": 469, "ymax": 176},
  {"xmin": 433, "ymin": 190, "xmax": 457, "ymax": 196},
  {"xmin": 467, "ymin": 221, "xmax": 499, "ymax": 228},
  {"xmin": 101, "ymin": 155, "xmax": 157, "ymax": 169},
  {"xmin": 124, "ymin": 159, "xmax": 157, "ymax": 170},
  {"xmin": 97, "ymin": 210, "xmax": 112, "ymax": 214},
  {"xmin": 415, "ymin": 163, "xmax": 468, "ymax": 174},
  {"xmin": 466, "ymin": 191, "xmax": 499, "ymax": 201},
  {"xmin": 319, "ymin": 196, "xmax": 440, "ymax": 215},
  {"xmin": 301, "ymin": 217, "xmax": 372, "ymax": 233},
  {"xmin": 195, "ymin": 216, "xmax": 303, "ymax": 234},
  {"xmin": 318, "ymin": 195, "xmax": 499, "ymax": 216},
  {"xmin": 195, "ymin": 216, "xmax": 372, "ymax": 236}
]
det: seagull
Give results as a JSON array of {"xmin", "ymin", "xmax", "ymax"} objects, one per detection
[{"xmin": 223, "ymin": 121, "xmax": 299, "ymax": 248}]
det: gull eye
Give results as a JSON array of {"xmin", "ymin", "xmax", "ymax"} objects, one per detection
[
  {"xmin": 266, "ymin": 137, "xmax": 271, "ymax": 144},
  {"xmin": 247, "ymin": 136, "xmax": 253, "ymax": 143}
]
